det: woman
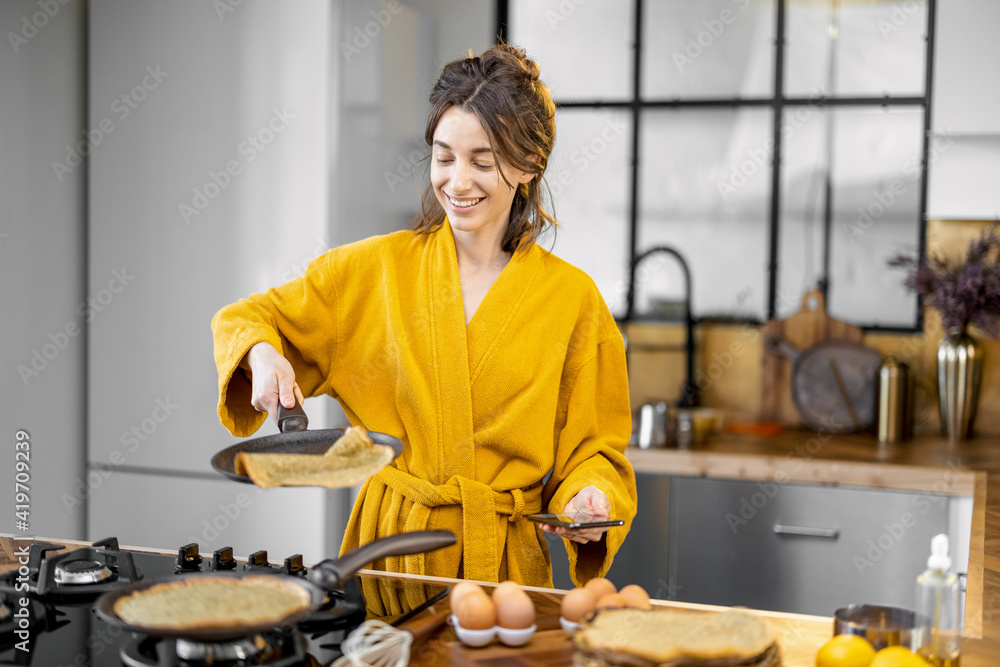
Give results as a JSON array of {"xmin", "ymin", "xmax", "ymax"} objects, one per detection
[{"xmin": 212, "ymin": 44, "xmax": 636, "ymax": 589}]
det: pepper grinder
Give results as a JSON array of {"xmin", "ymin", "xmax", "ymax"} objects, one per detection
[{"xmin": 877, "ymin": 356, "xmax": 912, "ymax": 443}]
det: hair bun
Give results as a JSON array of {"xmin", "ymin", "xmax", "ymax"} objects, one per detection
[
  {"xmin": 524, "ymin": 58, "xmax": 540, "ymax": 82},
  {"xmin": 486, "ymin": 42, "xmax": 541, "ymax": 82}
]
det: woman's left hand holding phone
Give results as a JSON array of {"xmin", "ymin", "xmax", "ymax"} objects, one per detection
[
  {"xmin": 539, "ymin": 485, "xmax": 611, "ymax": 544},
  {"xmin": 241, "ymin": 342, "xmax": 305, "ymax": 425}
]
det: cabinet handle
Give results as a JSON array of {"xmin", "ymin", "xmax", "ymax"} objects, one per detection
[{"xmin": 773, "ymin": 524, "xmax": 839, "ymax": 539}]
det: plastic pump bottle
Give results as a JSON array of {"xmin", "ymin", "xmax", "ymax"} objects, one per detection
[{"xmin": 914, "ymin": 534, "xmax": 961, "ymax": 666}]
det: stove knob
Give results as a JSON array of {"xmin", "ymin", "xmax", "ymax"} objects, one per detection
[
  {"xmin": 283, "ymin": 554, "xmax": 304, "ymax": 576},
  {"xmin": 248, "ymin": 550, "xmax": 269, "ymax": 567},
  {"xmin": 213, "ymin": 547, "xmax": 237, "ymax": 571},
  {"xmin": 177, "ymin": 543, "xmax": 203, "ymax": 571}
]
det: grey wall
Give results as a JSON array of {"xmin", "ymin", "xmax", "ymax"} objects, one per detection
[
  {"xmin": 0, "ymin": 0, "xmax": 88, "ymax": 539},
  {"xmin": 0, "ymin": 0, "xmax": 494, "ymax": 561}
]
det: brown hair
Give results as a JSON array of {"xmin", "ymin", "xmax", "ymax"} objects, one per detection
[{"xmin": 411, "ymin": 43, "xmax": 557, "ymax": 253}]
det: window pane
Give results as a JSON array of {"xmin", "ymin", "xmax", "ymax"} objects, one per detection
[
  {"xmin": 778, "ymin": 106, "xmax": 922, "ymax": 327},
  {"xmin": 509, "ymin": 0, "xmax": 633, "ymax": 102},
  {"xmin": 785, "ymin": 0, "xmax": 928, "ymax": 97},
  {"xmin": 642, "ymin": 0, "xmax": 776, "ymax": 98},
  {"xmin": 546, "ymin": 109, "xmax": 633, "ymax": 317},
  {"xmin": 637, "ymin": 109, "xmax": 772, "ymax": 320}
]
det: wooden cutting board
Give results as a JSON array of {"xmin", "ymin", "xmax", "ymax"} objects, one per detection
[{"xmin": 759, "ymin": 290, "xmax": 864, "ymax": 427}]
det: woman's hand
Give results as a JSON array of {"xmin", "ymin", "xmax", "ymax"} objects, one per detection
[
  {"xmin": 539, "ymin": 485, "xmax": 612, "ymax": 545},
  {"xmin": 242, "ymin": 342, "xmax": 304, "ymax": 423}
]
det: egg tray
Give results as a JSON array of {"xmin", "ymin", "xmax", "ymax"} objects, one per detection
[{"xmin": 450, "ymin": 614, "xmax": 536, "ymax": 648}]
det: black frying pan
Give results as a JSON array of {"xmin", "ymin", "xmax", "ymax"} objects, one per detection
[
  {"xmin": 211, "ymin": 401, "xmax": 404, "ymax": 484},
  {"xmin": 94, "ymin": 530, "xmax": 456, "ymax": 641}
]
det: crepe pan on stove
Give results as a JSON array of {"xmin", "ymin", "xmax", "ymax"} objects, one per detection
[
  {"xmin": 93, "ymin": 530, "xmax": 455, "ymax": 641},
  {"xmin": 211, "ymin": 400, "xmax": 404, "ymax": 485}
]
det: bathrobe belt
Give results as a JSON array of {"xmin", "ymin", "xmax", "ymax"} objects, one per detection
[{"xmin": 374, "ymin": 466, "xmax": 544, "ymax": 582}]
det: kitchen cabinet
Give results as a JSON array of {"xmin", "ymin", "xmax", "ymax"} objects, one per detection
[
  {"xmin": 667, "ymin": 476, "xmax": 968, "ymax": 617},
  {"xmin": 549, "ymin": 473, "xmax": 972, "ymax": 619}
]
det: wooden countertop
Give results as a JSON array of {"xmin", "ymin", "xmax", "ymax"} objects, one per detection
[
  {"xmin": 3, "ymin": 534, "xmax": 1000, "ymax": 665},
  {"xmin": 626, "ymin": 430, "xmax": 1000, "ymax": 644}
]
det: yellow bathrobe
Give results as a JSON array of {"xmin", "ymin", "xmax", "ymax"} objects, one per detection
[{"xmin": 212, "ymin": 221, "xmax": 637, "ymax": 592}]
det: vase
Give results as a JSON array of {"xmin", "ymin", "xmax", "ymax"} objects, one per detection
[{"xmin": 937, "ymin": 328, "xmax": 983, "ymax": 441}]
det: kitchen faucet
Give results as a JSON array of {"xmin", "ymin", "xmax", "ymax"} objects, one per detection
[{"xmin": 625, "ymin": 245, "xmax": 698, "ymax": 408}]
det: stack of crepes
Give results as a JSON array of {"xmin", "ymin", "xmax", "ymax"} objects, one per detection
[
  {"xmin": 234, "ymin": 426, "xmax": 395, "ymax": 489},
  {"xmin": 572, "ymin": 608, "xmax": 781, "ymax": 667}
]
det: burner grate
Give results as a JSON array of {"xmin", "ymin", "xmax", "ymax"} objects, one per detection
[{"xmin": 120, "ymin": 627, "xmax": 307, "ymax": 667}]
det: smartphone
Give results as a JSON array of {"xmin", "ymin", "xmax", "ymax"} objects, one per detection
[{"xmin": 525, "ymin": 512, "xmax": 625, "ymax": 529}]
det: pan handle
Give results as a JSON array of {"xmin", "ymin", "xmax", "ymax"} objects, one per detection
[
  {"xmin": 765, "ymin": 336, "xmax": 801, "ymax": 361},
  {"xmin": 308, "ymin": 530, "xmax": 456, "ymax": 590},
  {"xmin": 277, "ymin": 399, "xmax": 309, "ymax": 433}
]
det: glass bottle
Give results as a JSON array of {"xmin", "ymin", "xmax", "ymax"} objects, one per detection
[{"xmin": 914, "ymin": 534, "xmax": 961, "ymax": 666}]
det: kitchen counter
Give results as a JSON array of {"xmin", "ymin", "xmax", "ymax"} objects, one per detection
[
  {"xmin": 626, "ymin": 430, "xmax": 1000, "ymax": 643},
  {"xmin": 3, "ymin": 535, "xmax": 1000, "ymax": 665}
]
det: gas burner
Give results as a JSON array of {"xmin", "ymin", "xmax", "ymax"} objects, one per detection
[
  {"xmin": 53, "ymin": 559, "xmax": 114, "ymax": 585},
  {"xmin": 175, "ymin": 636, "xmax": 263, "ymax": 661},
  {"xmin": 120, "ymin": 628, "xmax": 307, "ymax": 667},
  {"xmin": 0, "ymin": 537, "xmax": 143, "ymax": 601}
]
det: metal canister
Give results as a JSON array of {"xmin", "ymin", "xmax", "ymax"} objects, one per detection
[{"xmin": 877, "ymin": 356, "xmax": 912, "ymax": 443}]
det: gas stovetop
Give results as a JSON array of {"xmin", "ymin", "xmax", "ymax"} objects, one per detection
[{"xmin": 0, "ymin": 537, "xmax": 442, "ymax": 667}]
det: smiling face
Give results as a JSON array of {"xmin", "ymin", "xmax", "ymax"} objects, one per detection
[{"xmin": 430, "ymin": 106, "xmax": 535, "ymax": 243}]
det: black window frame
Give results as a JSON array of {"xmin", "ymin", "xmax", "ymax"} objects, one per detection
[{"xmin": 498, "ymin": 0, "xmax": 935, "ymax": 333}]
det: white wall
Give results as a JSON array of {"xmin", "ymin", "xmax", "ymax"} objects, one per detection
[
  {"xmin": 927, "ymin": 0, "xmax": 1000, "ymax": 220},
  {"xmin": 0, "ymin": 0, "xmax": 88, "ymax": 539}
]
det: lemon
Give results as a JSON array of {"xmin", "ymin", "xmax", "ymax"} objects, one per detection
[
  {"xmin": 870, "ymin": 647, "xmax": 930, "ymax": 667},
  {"xmin": 816, "ymin": 634, "xmax": 877, "ymax": 667}
]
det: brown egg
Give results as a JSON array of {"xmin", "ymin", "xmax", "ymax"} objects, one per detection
[
  {"xmin": 455, "ymin": 591, "xmax": 496, "ymax": 630},
  {"xmin": 596, "ymin": 592, "xmax": 627, "ymax": 609},
  {"xmin": 618, "ymin": 584, "xmax": 652, "ymax": 610},
  {"xmin": 584, "ymin": 577, "xmax": 617, "ymax": 601},
  {"xmin": 494, "ymin": 587, "xmax": 535, "ymax": 629},
  {"xmin": 560, "ymin": 587, "xmax": 597, "ymax": 622},
  {"xmin": 491, "ymin": 581, "xmax": 522, "ymax": 606},
  {"xmin": 450, "ymin": 581, "xmax": 485, "ymax": 614}
]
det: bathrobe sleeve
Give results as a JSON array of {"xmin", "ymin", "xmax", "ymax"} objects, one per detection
[
  {"xmin": 544, "ymin": 306, "xmax": 638, "ymax": 587},
  {"xmin": 211, "ymin": 250, "xmax": 344, "ymax": 437}
]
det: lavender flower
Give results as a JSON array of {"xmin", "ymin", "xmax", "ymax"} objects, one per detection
[{"xmin": 888, "ymin": 224, "xmax": 1000, "ymax": 339}]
